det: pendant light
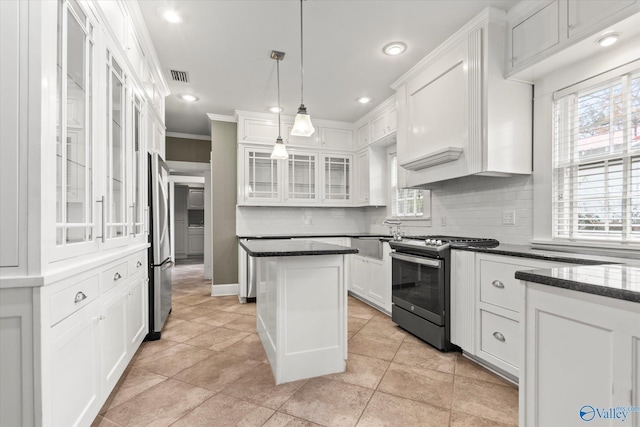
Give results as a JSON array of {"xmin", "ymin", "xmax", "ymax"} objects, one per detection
[
  {"xmin": 270, "ymin": 50, "xmax": 288, "ymax": 160},
  {"xmin": 290, "ymin": 0, "xmax": 315, "ymax": 137}
]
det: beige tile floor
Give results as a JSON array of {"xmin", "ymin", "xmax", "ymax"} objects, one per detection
[{"xmin": 92, "ymin": 260, "xmax": 518, "ymax": 427}]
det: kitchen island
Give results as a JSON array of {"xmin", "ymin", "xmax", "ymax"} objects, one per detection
[{"xmin": 239, "ymin": 239, "xmax": 358, "ymax": 384}]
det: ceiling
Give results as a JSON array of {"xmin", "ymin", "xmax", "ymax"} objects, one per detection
[{"xmin": 139, "ymin": 0, "xmax": 520, "ymax": 136}]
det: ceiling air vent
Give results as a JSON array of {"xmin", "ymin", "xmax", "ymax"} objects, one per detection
[{"xmin": 169, "ymin": 69, "xmax": 190, "ymax": 83}]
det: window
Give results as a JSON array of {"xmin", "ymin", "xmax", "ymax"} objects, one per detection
[
  {"xmin": 390, "ymin": 154, "xmax": 424, "ymax": 218},
  {"xmin": 553, "ymin": 70, "xmax": 640, "ymax": 243}
]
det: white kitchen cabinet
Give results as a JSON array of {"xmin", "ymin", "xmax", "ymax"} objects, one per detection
[
  {"xmin": 349, "ymin": 242, "xmax": 392, "ymax": 314},
  {"xmin": 370, "ymin": 108, "xmax": 395, "ymax": 143},
  {"xmin": 509, "ymin": 1, "xmax": 559, "ymax": 71},
  {"xmin": 188, "ymin": 228, "xmax": 205, "ymax": 255},
  {"xmin": 126, "ymin": 277, "xmax": 148, "ymax": 353},
  {"xmin": 322, "ymin": 154, "xmax": 352, "ymax": 203},
  {"xmin": 285, "ymin": 151, "xmax": 319, "ymax": 204},
  {"xmin": 174, "ymin": 186, "xmax": 188, "ymax": 258},
  {"xmin": 318, "ymin": 126, "xmax": 353, "ymax": 149},
  {"xmin": 187, "ymin": 188, "xmax": 205, "ymax": 209},
  {"xmin": 239, "ymin": 146, "xmax": 283, "ymax": 205},
  {"xmin": 356, "ymin": 122, "xmax": 370, "ymax": 148},
  {"xmin": 521, "ymin": 283, "xmax": 640, "ymax": 427},
  {"xmin": 392, "ymin": 8, "xmax": 532, "ymax": 187},
  {"xmin": 451, "ymin": 250, "xmax": 577, "ymax": 380},
  {"xmin": 505, "ymin": 0, "xmax": 640, "ymax": 78},
  {"xmin": 355, "ymin": 147, "xmax": 386, "ymax": 206},
  {"xmin": 99, "ymin": 288, "xmax": 128, "ymax": 395},
  {"xmin": 50, "ymin": 307, "xmax": 101, "ymax": 427},
  {"xmin": 0, "ymin": 0, "xmax": 165, "ymax": 424}
]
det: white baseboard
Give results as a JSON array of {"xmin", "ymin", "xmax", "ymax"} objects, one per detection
[{"xmin": 211, "ymin": 283, "xmax": 238, "ymax": 296}]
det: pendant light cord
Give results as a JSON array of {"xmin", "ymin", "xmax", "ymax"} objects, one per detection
[
  {"xmin": 299, "ymin": 0, "xmax": 304, "ymax": 106},
  {"xmin": 277, "ymin": 57, "xmax": 282, "ymax": 137}
]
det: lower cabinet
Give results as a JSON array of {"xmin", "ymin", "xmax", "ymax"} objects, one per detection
[
  {"xmin": 188, "ymin": 228, "xmax": 205, "ymax": 255},
  {"xmin": 521, "ymin": 282, "xmax": 640, "ymax": 427},
  {"xmin": 349, "ymin": 249, "xmax": 391, "ymax": 314},
  {"xmin": 451, "ymin": 250, "xmax": 575, "ymax": 380},
  {"xmin": 43, "ymin": 250, "xmax": 149, "ymax": 427}
]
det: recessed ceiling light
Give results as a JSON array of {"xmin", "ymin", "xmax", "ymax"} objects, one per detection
[
  {"xmin": 179, "ymin": 94, "xmax": 198, "ymax": 102},
  {"xmin": 161, "ymin": 8, "xmax": 182, "ymax": 24},
  {"xmin": 596, "ymin": 32, "xmax": 620, "ymax": 47},
  {"xmin": 269, "ymin": 106, "xmax": 283, "ymax": 113},
  {"xmin": 382, "ymin": 41, "xmax": 407, "ymax": 56},
  {"xmin": 357, "ymin": 97, "xmax": 372, "ymax": 104}
]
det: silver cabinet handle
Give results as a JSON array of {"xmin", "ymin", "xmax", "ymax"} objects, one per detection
[
  {"xmin": 74, "ymin": 291, "xmax": 87, "ymax": 304},
  {"xmin": 113, "ymin": 272, "xmax": 122, "ymax": 281},
  {"xmin": 96, "ymin": 196, "xmax": 106, "ymax": 243},
  {"xmin": 492, "ymin": 280, "xmax": 505, "ymax": 289},
  {"xmin": 493, "ymin": 331, "xmax": 506, "ymax": 342},
  {"xmin": 136, "ymin": 261, "xmax": 142, "ymax": 268}
]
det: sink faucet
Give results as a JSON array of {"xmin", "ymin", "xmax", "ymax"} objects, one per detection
[{"xmin": 382, "ymin": 220, "xmax": 403, "ymax": 241}]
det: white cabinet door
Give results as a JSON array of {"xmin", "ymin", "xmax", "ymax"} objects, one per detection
[
  {"xmin": 188, "ymin": 234, "xmax": 205, "ymax": 255},
  {"xmin": 567, "ymin": 0, "xmax": 636, "ymax": 40},
  {"xmin": 523, "ymin": 283, "xmax": 640, "ymax": 427},
  {"xmin": 370, "ymin": 111, "xmax": 390, "ymax": 142},
  {"xmin": 285, "ymin": 151, "xmax": 319, "ymax": 203},
  {"xmin": 126, "ymin": 278, "xmax": 147, "ymax": 353},
  {"xmin": 510, "ymin": 1, "xmax": 559, "ymax": 69},
  {"xmin": 356, "ymin": 122, "xmax": 370, "ymax": 148},
  {"xmin": 350, "ymin": 255, "xmax": 367, "ymax": 296},
  {"xmin": 319, "ymin": 127, "xmax": 353, "ymax": 149},
  {"xmin": 240, "ymin": 118, "xmax": 280, "ymax": 143},
  {"xmin": 241, "ymin": 147, "xmax": 282, "ymax": 204},
  {"xmin": 355, "ymin": 150, "xmax": 370, "ymax": 204},
  {"xmin": 100, "ymin": 289, "xmax": 128, "ymax": 395},
  {"xmin": 365, "ymin": 258, "xmax": 387, "ymax": 309},
  {"xmin": 51, "ymin": 310, "xmax": 100, "ymax": 427},
  {"xmin": 322, "ymin": 154, "xmax": 352, "ymax": 203}
]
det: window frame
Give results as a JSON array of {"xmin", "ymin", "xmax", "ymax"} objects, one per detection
[{"xmin": 387, "ymin": 151, "xmax": 426, "ymax": 220}]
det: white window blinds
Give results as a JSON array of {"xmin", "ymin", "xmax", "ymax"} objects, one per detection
[
  {"xmin": 553, "ymin": 70, "xmax": 640, "ymax": 242},
  {"xmin": 390, "ymin": 154, "xmax": 424, "ymax": 218}
]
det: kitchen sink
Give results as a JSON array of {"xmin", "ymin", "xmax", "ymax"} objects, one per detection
[{"xmin": 350, "ymin": 237, "xmax": 386, "ymax": 260}]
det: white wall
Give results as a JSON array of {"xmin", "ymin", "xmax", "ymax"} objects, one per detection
[
  {"xmin": 371, "ymin": 174, "xmax": 534, "ymax": 245},
  {"xmin": 236, "ymin": 206, "xmax": 370, "ymax": 236}
]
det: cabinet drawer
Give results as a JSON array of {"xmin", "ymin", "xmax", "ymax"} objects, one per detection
[
  {"xmin": 479, "ymin": 260, "xmax": 526, "ymax": 312},
  {"xmin": 101, "ymin": 262, "xmax": 129, "ymax": 294},
  {"xmin": 128, "ymin": 252, "xmax": 147, "ymax": 277},
  {"xmin": 480, "ymin": 310, "xmax": 519, "ymax": 367},
  {"xmin": 50, "ymin": 275, "xmax": 100, "ymax": 325}
]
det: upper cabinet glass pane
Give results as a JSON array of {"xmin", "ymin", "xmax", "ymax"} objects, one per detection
[
  {"xmin": 56, "ymin": 0, "xmax": 94, "ymax": 246},
  {"xmin": 107, "ymin": 55, "xmax": 126, "ymax": 239}
]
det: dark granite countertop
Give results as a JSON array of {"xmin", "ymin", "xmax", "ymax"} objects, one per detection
[
  {"xmin": 239, "ymin": 239, "xmax": 358, "ymax": 257},
  {"xmin": 237, "ymin": 233, "xmax": 390, "ymax": 240},
  {"xmin": 451, "ymin": 243, "xmax": 623, "ymax": 265},
  {"xmin": 516, "ymin": 265, "xmax": 640, "ymax": 303}
]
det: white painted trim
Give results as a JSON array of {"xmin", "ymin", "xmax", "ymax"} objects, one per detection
[
  {"xmin": 169, "ymin": 176, "xmax": 204, "ymax": 184},
  {"xmin": 211, "ymin": 283, "xmax": 238, "ymax": 296},
  {"xmin": 166, "ymin": 132, "xmax": 211, "ymax": 141},
  {"xmin": 207, "ymin": 113, "xmax": 237, "ymax": 123},
  {"xmin": 166, "ymin": 160, "xmax": 210, "ymax": 172}
]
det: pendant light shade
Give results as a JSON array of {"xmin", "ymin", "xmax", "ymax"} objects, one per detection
[
  {"xmin": 291, "ymin": 0, "xmax": 315, "ymax": 137},
  {"xmin": 271, "ymin": 137, "xmax": 288, "ymax": 160},
  {"xmin": 270, "ymin": 51, "xmax": 288, "ymax": 160}
]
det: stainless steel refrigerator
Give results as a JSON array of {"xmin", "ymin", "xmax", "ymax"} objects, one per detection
[{"xmin": 147, "ymin": 153, "xmax": 174, "ymax": 340}]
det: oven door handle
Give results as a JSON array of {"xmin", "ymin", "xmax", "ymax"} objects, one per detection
[{"xmin": 390, "ymin": 252, "xmax": 442, "ymax": 268}]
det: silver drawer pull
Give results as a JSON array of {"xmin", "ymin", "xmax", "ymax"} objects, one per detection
[
  {"xmin": 74, "ymin": 291, "xmax": 87, "ymax": 304},
  {"xmin": 136, "ymin": 261, "xmax": 142, "ymax": 268},
  {"xmin": 491, "ymin": 280, "xmax": 505, "ymax": 289},
  {"xmin": 493, "ymin": 331, "xmax": 506, "ymax": 342},
  {"xmin": 113, "ymin": 272, "xmax": 122, "ymax": 281}
]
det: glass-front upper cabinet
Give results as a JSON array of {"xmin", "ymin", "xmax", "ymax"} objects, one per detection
[
  {"xmin": 106, "ymin": 51, "xmax": 127, "ymax": 240},
  {"xmin": 286, "ymin": 152, "xmax": 318, "ymax": 203},
  {"xmin": 55, "ymin": 0, "xmax": 96, "ymax": 249},
  {"xmin": 131, "ymin": 94, "xmax": 145, "ymax": 237},
  {"xmin": 243, "ymin": 147, "xmax": 282, "ymax": 204},
  {"xmin": 323, "ymin": 154, "xmax": 352, "ymax": 203}
]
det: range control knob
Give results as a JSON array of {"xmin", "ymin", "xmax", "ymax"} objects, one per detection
[{"xmin": 436, "ymin": 240, "xmax": 443, "ymax": 245}]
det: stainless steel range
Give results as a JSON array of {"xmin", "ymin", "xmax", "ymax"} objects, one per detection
[{"xmin": 389, "ymin": 236, "xmax": 499, "ymax": 351}]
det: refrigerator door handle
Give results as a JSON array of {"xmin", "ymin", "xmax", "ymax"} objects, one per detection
[{"xmin": 152, "ymin": 257, "xmax": 174, "ymax": 270}]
